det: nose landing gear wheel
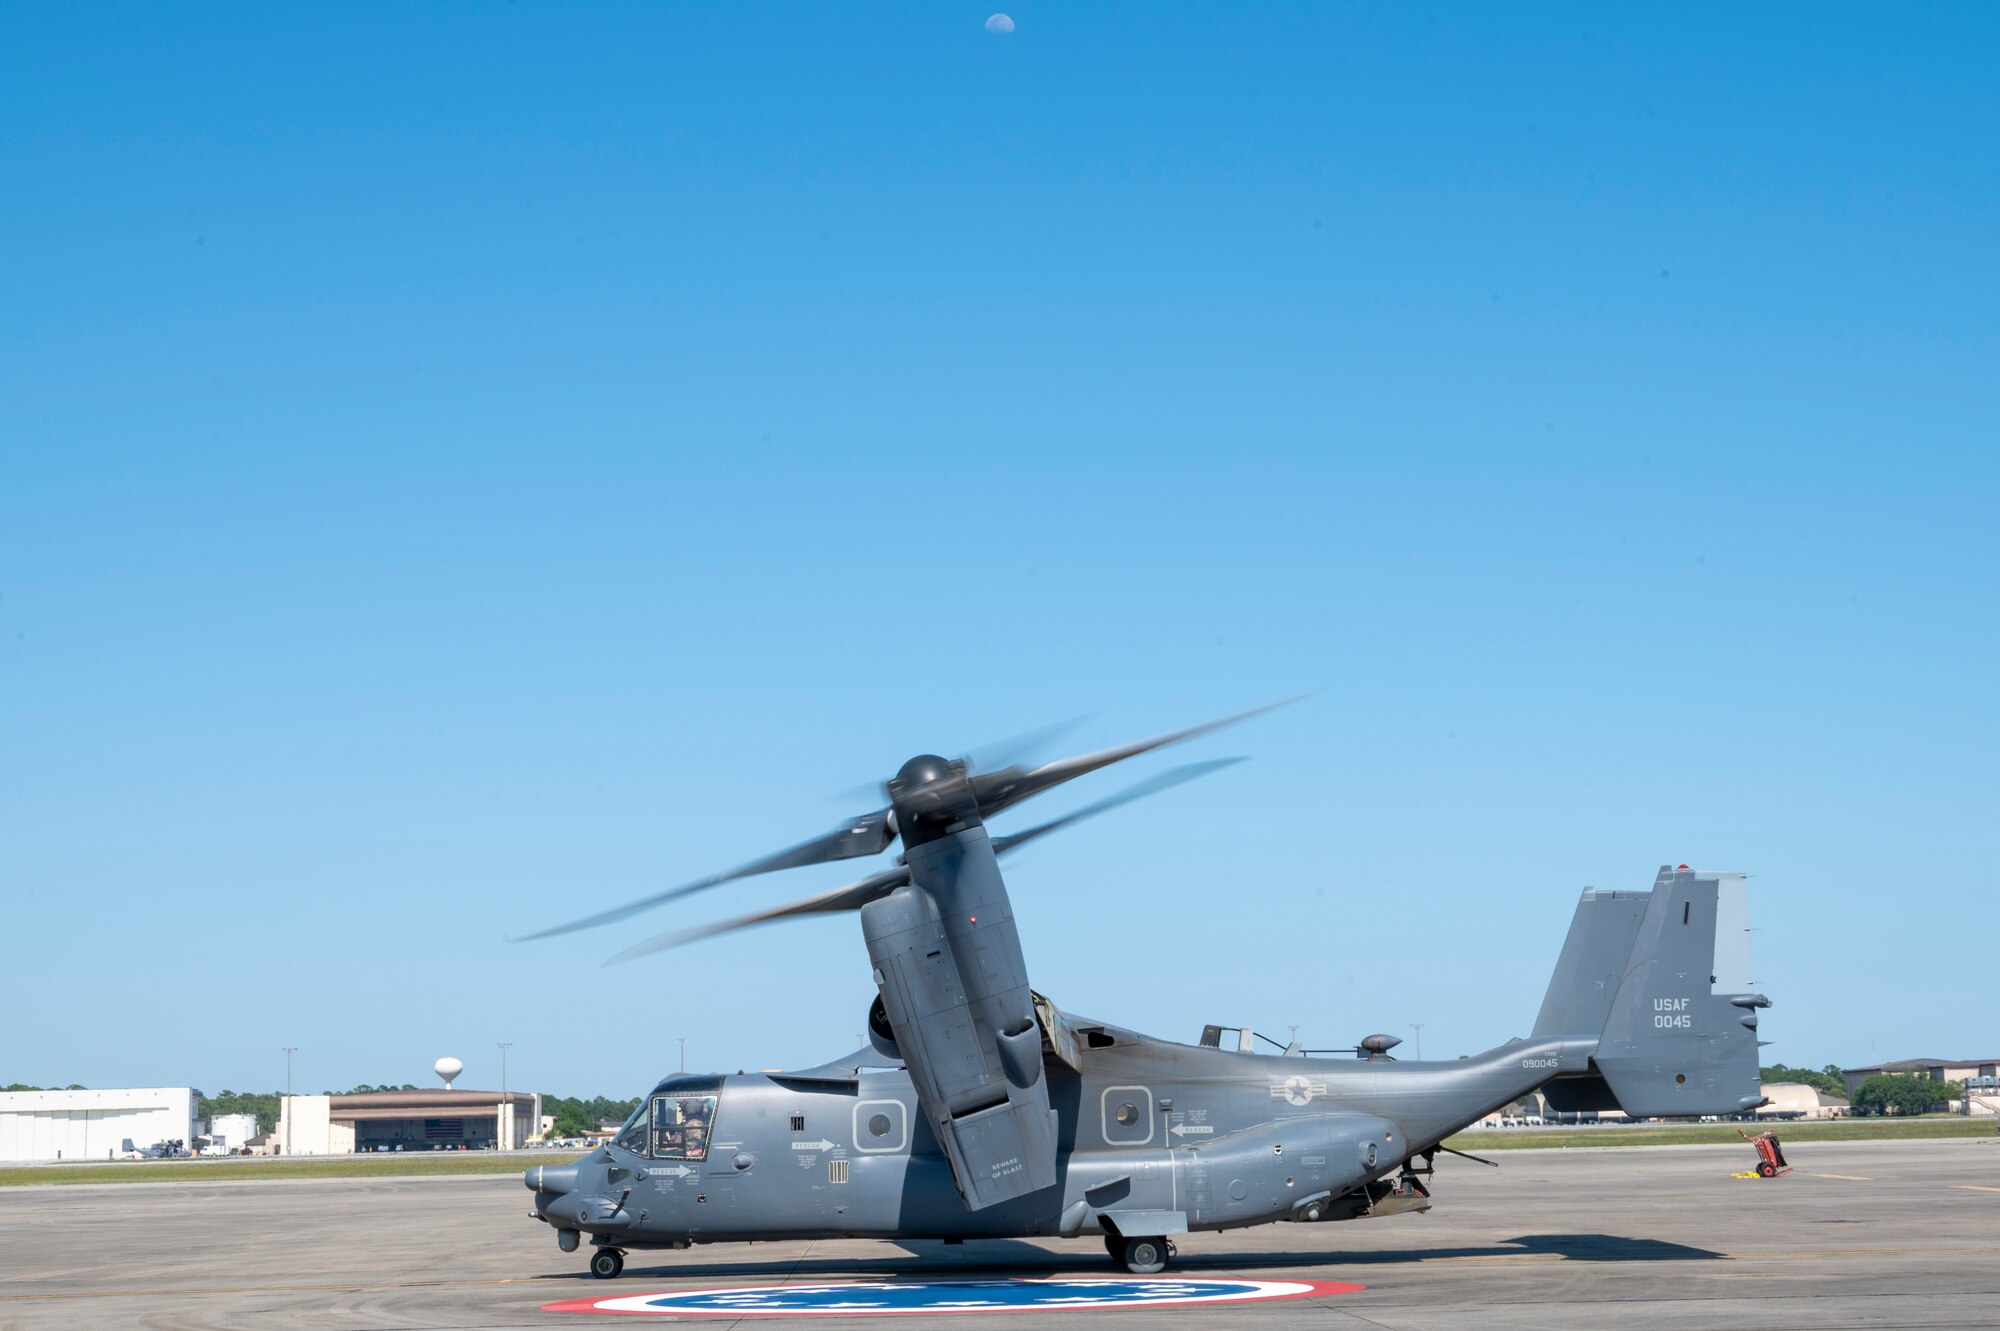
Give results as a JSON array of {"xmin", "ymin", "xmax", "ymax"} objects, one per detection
[
  {"xmin": 589, "ymin": 1248, "xmax": 625, "ymax": 1279},
  {"xmin": 1116, "ymin": 1235, "xmax": 1168, "ymax": 1274}
]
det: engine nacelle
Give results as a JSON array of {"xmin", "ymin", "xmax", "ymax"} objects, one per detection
[{"xmin": 866, "ymin": 993, "xmax": 900, "ymax": 1060}]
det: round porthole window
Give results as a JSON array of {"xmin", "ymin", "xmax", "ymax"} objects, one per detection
[
  {"xmin": 868, "ymin": 1113, "xmax": 892, "ymax": 1138},
  {"xmin": 1114, "ymin": 1102, "xmax": 1138, "ymax": 1127}
]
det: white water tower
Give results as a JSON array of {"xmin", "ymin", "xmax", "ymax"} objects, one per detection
[{"xmin": 434, "ymin": 1056, "xmax": 463, "ymax": 1090}]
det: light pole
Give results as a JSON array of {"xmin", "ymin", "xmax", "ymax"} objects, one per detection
[
  {"xmin": 282, "ymin": 1047, "xmax": 297, "ymax": 1155},
  {"xmin": 1409, "ymin": 1024, "xmax": 1424, "ymax": 1061},
  {"xmin": 497, "ymin": 1043, "xmax": 513, "ymax": 1151}
]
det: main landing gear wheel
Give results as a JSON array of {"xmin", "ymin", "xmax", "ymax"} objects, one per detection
[
  {"xmin": 1116, "ymin": 1235, "xmax": 1169, "ymax": 1275},
  {"xmin": 589, "ymin": 1249, "xmax": 625, "ymax": 1280}
]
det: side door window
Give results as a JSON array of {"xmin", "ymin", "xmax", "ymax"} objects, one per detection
[{"xmin": 1101, "ymin": 1085, "xmax": 1154, "ymax": 1146}]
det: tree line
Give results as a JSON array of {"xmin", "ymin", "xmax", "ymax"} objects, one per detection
[
  {"xmin": 544, "ymin": 1094, "xmax": 643, "ymax": 1139},
  {"xmin": 184, "ymin": 1088, "xmax": 641, "ymax": 1138},
  {"xmin": 1848, "ymin": 1074, "xmax": 1965, "ymax": 1116},
  {"xmin": 4, "ymin": 1086, "xmax": 648, "ymax": 1140},
  {"xmin": 1756, "ymin": 1063, "xmax": 1970, "ymax": 1115},
  {"xmin": 28, "ymin": 1069, "xmax": 1971, "ymax": 1131},
  {"xmin": 1758, "ymin": 1063, "xmax": 1846, "ymax": 1096}
]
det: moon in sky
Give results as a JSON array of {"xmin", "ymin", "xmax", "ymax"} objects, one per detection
[{"xmin": 984, "ymin": 13, "xmax": 1015, "ymax": 34}]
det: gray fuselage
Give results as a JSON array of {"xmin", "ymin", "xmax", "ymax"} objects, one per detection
[{"xmin": 529, "ymin": 1020, "xmax": 1590, "ymax": 1249}]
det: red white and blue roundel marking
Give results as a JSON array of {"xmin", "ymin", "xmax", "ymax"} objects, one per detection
[{"xmin": 544, "ymin": 1277, "xmax": 1363, "ymax": 1316}]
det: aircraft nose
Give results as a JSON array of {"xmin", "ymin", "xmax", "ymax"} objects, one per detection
[{"xmin": 524, "ymin": 1164, "xmax": 579, "ymax": 1196}]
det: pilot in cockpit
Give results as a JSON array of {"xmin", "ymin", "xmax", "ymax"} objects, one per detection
[
  {"xmin": 680, "ymin": 1098, "xmax": 711, "ymax": 1160},
  {"xmin": 652, "ymin": 1094, "xmax": 716, "ymax": 1160}
]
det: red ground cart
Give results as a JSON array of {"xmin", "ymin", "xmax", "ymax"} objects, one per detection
[{"xmin": 1740, "ymin": 1129, "xmax": 1792, "ymax": 1178}]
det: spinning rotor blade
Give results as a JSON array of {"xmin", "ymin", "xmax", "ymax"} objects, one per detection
[
  {"xmin": 828, "ymin": 716, "xmax": 1087, "ymax": 808},
  {"xmin": 518, "ymin": 697, "xmax": 1300, "ymax": 945},
  {"xmin": 604, "ymin": 757, "xmax": 1243, "ymax": 964},
  {"xmin": 969, "ymin": 695, "xmax": 1303, "ymax": 820},
  {"xmin": 989, "ymin": 757, "xmax": 1244, "ymax": 856},
  {"xmin": 512, "ymin": 808, "xmax": 895, "ymax": 942},
  {"xmin": 605, "ymin": 864, "xmax": 914, "ymax": 964},
  {"xmin": 961, "ymin": 715, "xmax": 1090, "ymax": 780}
]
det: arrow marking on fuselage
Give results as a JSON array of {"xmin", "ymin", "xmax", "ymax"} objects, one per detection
[
  {"xmin": 790, "ymin": 1139, "xmax": 838, "ymax": 1152},
  {"xmin": 1169, "ymin": 1123, "xmax": 1214, "ymax": 1136}
]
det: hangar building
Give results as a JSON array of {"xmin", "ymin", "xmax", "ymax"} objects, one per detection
[
  {"xmin": 1842, "ymin": 1057, "xmax": 1999, "ymax": 1099},
  {"xmin": 1756, "ymin": 1082, "xmax": 1849, "ymax": 1118},
  {"xmin": 0, "ymin": 1087, "xmax": 199, "ymax": 1162},
  {"xmin": 275, "ymin": 1089, "xmax": 538, "ymax": 1154}
]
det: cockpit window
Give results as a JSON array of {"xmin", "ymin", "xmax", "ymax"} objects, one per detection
[
  {"xmin": 652, "ymin": 1094, "xmax": 719, "ymax": 1160},
  {"xmin": 613, "ymin": 1101, "xmax": 649, "ymax": 1154}
]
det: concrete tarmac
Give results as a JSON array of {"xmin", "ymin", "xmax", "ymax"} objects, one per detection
[{"xmin": 1, "ymin": 1138, "xmax": 1996, "ymax": 1330}]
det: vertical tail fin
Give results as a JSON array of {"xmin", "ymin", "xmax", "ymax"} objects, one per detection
[
  {"xmin": 1532, "ymin": 888, "xmax": 1649, "ymax": 1040},
  {"xmin": 1538, "ymin": 867, "xmax": 1771, "ymax": 1118}
]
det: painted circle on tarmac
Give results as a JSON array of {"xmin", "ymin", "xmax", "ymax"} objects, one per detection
[{"xmin": 544, "ymin": 1277, "xmax": 1363, "ymax": 1316}]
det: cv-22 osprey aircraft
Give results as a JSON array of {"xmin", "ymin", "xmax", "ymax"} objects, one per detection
[{"xmin": 519, "ymin": 705, "xmax": 1772, "ymax": 1279}]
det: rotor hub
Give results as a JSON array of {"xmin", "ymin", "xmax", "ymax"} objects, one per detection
[
  {"xmin": 892, "ymin": 754, "xmax": 955, "ymax": 791},
  {"xmin": 888, "ymin": 754, "xmax": 977, "ymax": 839}
]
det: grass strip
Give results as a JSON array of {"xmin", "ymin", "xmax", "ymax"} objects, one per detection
[
  {"xmin": 4, "ymin": 1118, "xmax": 1990, "ymax": 1184},
  {"xmin": 1445, "ymin": 1117, "xmax": 1996, "ymax": 1151},
  {"xmin": 0, "ymin": 1151, "xmax": 581, "ymax": 1187}
]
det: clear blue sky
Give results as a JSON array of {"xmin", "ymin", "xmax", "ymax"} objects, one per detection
[{"xmin": 4, "ymin": 4, "xmax": 1995, "ymax": 1099}]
